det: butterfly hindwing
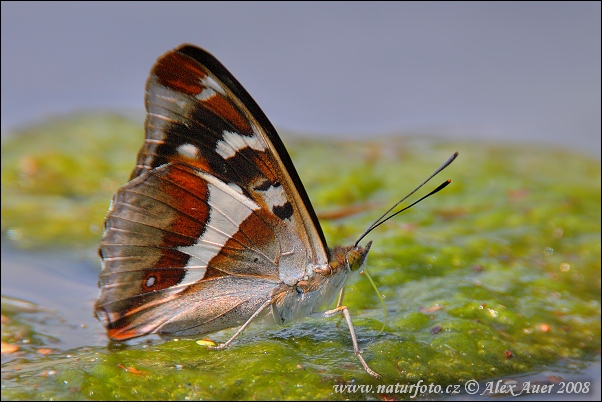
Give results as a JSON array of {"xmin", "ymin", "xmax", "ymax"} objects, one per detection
[{"xmin": 97, "ymin": 161, "xmax": 300, "ymax": 338}]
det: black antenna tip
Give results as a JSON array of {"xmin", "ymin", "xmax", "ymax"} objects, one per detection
[{"xmin": 353, "ymin": 152, "xmax": 458, "ymax": 246}]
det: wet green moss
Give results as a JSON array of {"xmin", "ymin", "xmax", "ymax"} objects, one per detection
[{"xmin": 1, "ymin": 113, "xmax": 600, "ymax": 400}]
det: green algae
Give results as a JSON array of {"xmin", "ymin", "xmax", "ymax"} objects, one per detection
[
  {"xmin": 1, "ymin": 113, "xmax": 600, "ymax": 400},
  {"xmin": 1, "ymin": 113, "xmax": 141, "ymax": 248}
]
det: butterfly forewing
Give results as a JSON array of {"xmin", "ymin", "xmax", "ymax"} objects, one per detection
[
  {"xmin": 96, "ymin": 45, "xmax": 330, "ymax": 340},
  {"xmin": 137, "ymin": 45, "xmax": 327, "ymax": 264}
]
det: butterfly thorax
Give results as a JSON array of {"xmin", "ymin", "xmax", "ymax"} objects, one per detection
[{"xmin": 269, "ymin": 242, "xmax": 371, "ymax": 325}]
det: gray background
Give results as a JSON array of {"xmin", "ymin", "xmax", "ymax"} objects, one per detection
[{"xmin": 2, "ymin": 2, "xmax": 600, "ymax": 157}]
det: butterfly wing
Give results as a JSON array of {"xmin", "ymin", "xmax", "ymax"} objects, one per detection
[
  {"xmin": 134, "ymin": 45, "xmax": 328, "ymax": 264},
  {"xmin": 96, "ymin": 45, "xmax": 329, "ymax": 340}
]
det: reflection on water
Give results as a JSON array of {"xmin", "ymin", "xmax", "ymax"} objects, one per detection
[{"xmin": 1, "ymin": 241, "xmax": 103, "ymax": 350}]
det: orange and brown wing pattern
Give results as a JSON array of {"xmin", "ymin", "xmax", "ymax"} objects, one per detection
[
  {"xmin": 96, "ymin": 163, "xmax": 288, "ymax": 339},
  {"xmin": 133, "ymin": 45, "xmax": 327, "ymax": 264},
  {"xmin": 96, "ymin": 45, "xmax": 328, "ymax": 340}
]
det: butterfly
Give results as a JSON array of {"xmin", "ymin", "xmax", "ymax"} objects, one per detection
[{"xmin": 95, "ymin": 44, "xmax": 457, "ymax": 378}]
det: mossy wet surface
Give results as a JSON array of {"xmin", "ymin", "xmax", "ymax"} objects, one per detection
[{"xmin": 1, "ymin": 113, "xmax": 600, "ymax": 400}]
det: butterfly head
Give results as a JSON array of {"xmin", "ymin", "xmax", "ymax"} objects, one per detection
[{"xmin": 324, "ymin": 241, "xmax": 372, "ymax": 277}]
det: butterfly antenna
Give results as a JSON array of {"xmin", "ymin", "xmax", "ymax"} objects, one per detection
[{"xmin": 354, "ymin": 151, "xmax": 458, "ymax": 248}]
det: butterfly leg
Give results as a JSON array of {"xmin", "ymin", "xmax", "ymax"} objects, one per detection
[
  {"xmin": 323, "ymin": 305, "xmax": 381, "ymax": 378},
  {"xmin": 336, "ymin": 287, "xmax": 345, "ymax": 308},
  {"xmin": 209, "ymin": 299, "xmax": 272, "ymax": 350}
]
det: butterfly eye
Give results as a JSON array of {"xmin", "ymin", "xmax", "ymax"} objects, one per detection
[
  {"xmin": 346, "ymin": 241, "xmax": 373, "ymax": 272},
  {"xmin": 346, "ymin": 248, "xmax": 364, "ymax": 272}
]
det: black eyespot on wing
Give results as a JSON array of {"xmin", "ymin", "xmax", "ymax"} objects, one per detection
[{"xmin": 272, "ymin": 202, "xmax": 293, "ymax": 221}]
